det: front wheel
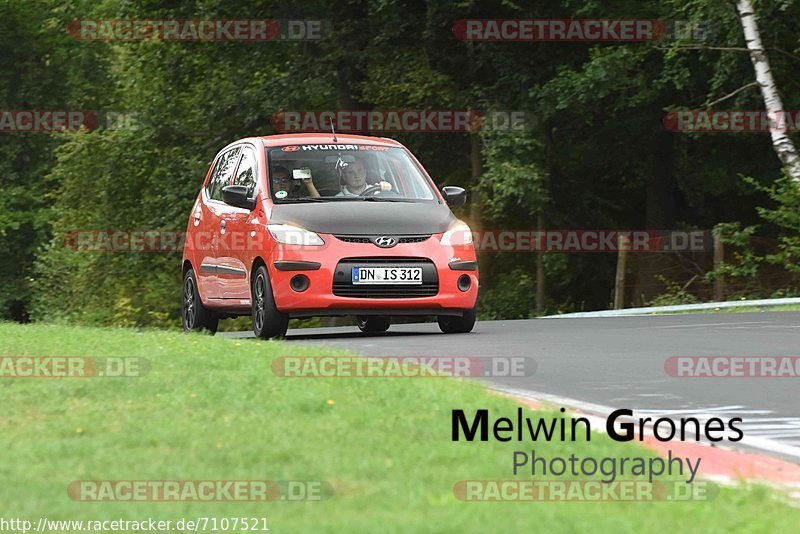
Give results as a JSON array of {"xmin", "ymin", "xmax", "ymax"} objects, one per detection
[
  {"xmin": 182, "ymin": 269, "xmax": 219, "ymax": 334},
  {"xmin": 252, "ymin": 266, "xmax": 289, "ymax": 339},
  {"xmin": 437, "ymin": 306, "xmax": 476, "ymax": 334},
  {"xmin": 356, "ymin": 316, "xmax": 390, "ymax": 333}
]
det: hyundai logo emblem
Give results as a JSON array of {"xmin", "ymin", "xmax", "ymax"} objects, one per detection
[{"xmin": 373, "ymin": 236, "xmax": 397, "ymax": 248}]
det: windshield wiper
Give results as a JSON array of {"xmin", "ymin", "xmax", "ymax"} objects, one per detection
[
  {"xmin": 312, "ymin": 196, "xmax": 368, "ymax": 201},
  {"xmin": 359, "ymin": 197, "xmax": 414, "ymax": 202},
  {"xmin": 316, "ymin": 196, "xmax": 414, "ymax": 202},
  {"xmin": 280, "ymin": 196, "xmax": 417, "ymax": 203},
  {"xmin": 277, "ymin": 197, "xmax": 328, "ymax": 203}
]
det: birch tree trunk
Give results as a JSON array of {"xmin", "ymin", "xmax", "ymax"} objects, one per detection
[{"xmin": 735, "ymin": 0, "xmax": 800, "ymax": 185}]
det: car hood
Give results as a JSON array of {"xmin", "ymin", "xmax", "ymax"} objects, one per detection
[{"xmin": 269, "ymin": 201, "xmax": 456, "ymax": 235}]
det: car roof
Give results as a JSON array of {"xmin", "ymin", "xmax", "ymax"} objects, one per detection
[{"xmin": 259, "ymin": 133, "xmax": 404, "ymax": 148}]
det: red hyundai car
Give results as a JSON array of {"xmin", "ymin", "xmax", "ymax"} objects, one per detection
[{"xmin": 181, "ymin": 133, "xmax": 478, "ymax": 338}]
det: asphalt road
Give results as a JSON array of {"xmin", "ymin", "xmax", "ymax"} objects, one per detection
[{"xmin": 226, "ymin": 312, "xmax": 800, "ymax": 459}]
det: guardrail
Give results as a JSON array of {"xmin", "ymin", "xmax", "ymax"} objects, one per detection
[{"xmin": 543, "ymin": 297, "xmax": 800, "ymax": 318}]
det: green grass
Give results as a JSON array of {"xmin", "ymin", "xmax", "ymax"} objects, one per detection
[{"xmin": 0, "ymin": 322, "xmax": 798, "ymax": 533}]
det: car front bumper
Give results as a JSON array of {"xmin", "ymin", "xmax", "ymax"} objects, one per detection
[{"xmin": 267, "ymin": 233, "xmax": 479, "ymax": 317}]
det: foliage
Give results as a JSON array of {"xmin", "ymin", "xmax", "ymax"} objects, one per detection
[
  {"xmin": 477, "ymin": 267, "xmax": 537, "ymax": 320},
  {"xmin": 4, "ymin": 0, "xmax": 800, "ymax": 326},
  {"xmin": 706, "ymin": 175, "xmax": 800, "ymax": 298},
  {"xmin": 646, "ymin": 275, "xmax": 700, "ymax": 307},
  {"xmin": 758, "ymin": 176, "xmax": 800, "ymax": 278}
]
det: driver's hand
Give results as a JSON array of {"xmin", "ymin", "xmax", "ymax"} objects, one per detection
[
  {"xmin": 378, "ymin": 181, "xmax": 392, "ymax": 191},
  {"xmin": 302, "ymin": 175, "xmax": 321, "ymax": 198}
]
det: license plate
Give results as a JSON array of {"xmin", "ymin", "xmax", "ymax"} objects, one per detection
[{"xmin": 352, "ymin": 267, "xmax": 423, "ymax": 285}]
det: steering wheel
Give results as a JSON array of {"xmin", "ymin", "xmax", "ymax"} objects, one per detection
[{"xmin": 360, "ymin": 184, "xmax": 400, "ymax": 197}]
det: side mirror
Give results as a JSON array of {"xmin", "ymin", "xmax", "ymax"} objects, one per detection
[
  {"xmin": 441, "ymin": 186, "xmax": 467, "ymax": 208},
  {"xmin": 221, "ymin": 185, "xmax": 256, "ymax": 210}
]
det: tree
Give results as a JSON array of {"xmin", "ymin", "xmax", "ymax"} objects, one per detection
[{"xmin": 735, "ymin": 0, "xmax": 800, "ymax": 185}]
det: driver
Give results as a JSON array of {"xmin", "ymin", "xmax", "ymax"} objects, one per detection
[{"xmin": 336, "ymin": 157, "xmax": 392, "ymax": 196}]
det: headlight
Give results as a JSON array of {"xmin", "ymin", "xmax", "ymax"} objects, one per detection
[
  {"xmin": 267, "ymin": 224, "xmax": 325, "ymax": 246},
  {"xmin": 441, "ymin": 221, "xmax": 474, "ymax": 246}
]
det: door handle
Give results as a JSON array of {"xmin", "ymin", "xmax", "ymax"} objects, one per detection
[{"xmin": 220, "ymin": 220, "xmax": 227, "ymax": 230}]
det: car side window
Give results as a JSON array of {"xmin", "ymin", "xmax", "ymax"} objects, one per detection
[
  {"xmin": 206, "ymin": 147, "xmax": 242, "ymax": 201},
  {"xmin": 232, "ymin": 146, "xmax": 258, "ymax": 199}
]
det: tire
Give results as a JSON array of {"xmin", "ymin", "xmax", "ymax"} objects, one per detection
[
  {"xmin": 252, "ymin": 266, "xmax": 289, "ymax": 339},
  {"xmin": 356, "ymin": 316, "xmax": 391, "ymax": 333},
  {"xmin": 437, "ymin": 306, "xmax": 476, "ymax": 334},
  {"xmin": 182, "ymin": 269, "xmax": 219, "ymax": 334}
]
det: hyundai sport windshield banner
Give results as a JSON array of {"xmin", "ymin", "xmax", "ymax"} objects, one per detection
[{"xmin": 279, "ymin": 143, "xmax": 390, "ymax": 151}]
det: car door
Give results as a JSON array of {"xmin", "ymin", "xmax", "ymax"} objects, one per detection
[
  {"xmin": 197, "ymin": 145, "xmax": 242, "ymax": 299},
  {"xmin": 217, "ymin": 144, "xmax": 262, "ymax": 301}
]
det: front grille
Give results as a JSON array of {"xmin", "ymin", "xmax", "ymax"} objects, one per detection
[
  {"xmin": 335, "ymin": 236, "xmax": 371, "ymax": 244},
  {"xmin": 334, "ymin": 235, "xmax": 432, "ymax": 245},
  {"xmin": 332, "ymin": 284, "xmax": 439, "ymax": 298},
  {"xmin": 397, "ymin": 236, "xmax": 431, "ymax": 244},
  {"xmin": 333, "ymin": 257, "xmax": 439, "ymax": 298}
]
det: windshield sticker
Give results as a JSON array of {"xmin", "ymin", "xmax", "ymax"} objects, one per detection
[
  {"xmin": 275, "ymin": 190, "xmax": 288, "ymax": 199},
  {"xmin": 279, "ymin": 144, "xmax": 388, "ymax": 152}
]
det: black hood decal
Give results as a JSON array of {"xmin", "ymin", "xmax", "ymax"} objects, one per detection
[{"xmin": 269, "ymin": 202, "xmax": 456, "ymax": 235}]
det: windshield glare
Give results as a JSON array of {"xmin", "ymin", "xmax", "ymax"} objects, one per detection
[{"xmin": 268, "ymin": 145, "xmax": 437, "ymax": 202}]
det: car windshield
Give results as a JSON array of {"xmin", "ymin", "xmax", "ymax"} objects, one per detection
[{"xmin": 267, "ymin": 144, "xmax": 438, "ymax": 203}]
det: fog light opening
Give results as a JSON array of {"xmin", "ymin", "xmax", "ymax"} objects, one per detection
[
  {"xmin": 290, "ymin": 274, "xmax": 310, "ymax": 292},
  {"xmin": 457, "ymin": 274, "xmax": 471, "ymax": 292}
]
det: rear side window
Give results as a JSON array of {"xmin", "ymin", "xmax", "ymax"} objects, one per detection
[
  {"xmin": 232, "ymin": 146, "xmax": 258, "ymax": 199},
  {"xmin": 206, "ymin": 147, "xmax": 242, "ymax": 201}
]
